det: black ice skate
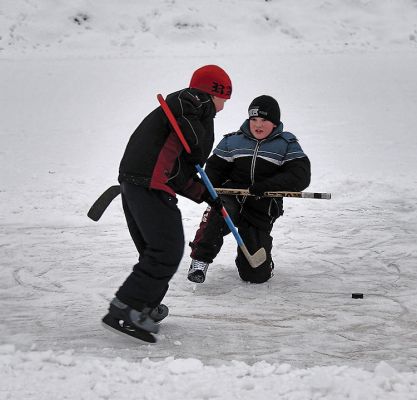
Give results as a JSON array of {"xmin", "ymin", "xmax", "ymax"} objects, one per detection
[
  {"xmin": 188, "ymin": 259, "xmax": 209, "ymax": 283},
  {"xmin": 102, "ymin": 298, "xmax": 159, "ymax": 343}
]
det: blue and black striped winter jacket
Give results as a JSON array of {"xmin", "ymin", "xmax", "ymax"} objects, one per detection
[{"xmin": 205, "ymin": 120, "xmax": 311, "ymax": 228}]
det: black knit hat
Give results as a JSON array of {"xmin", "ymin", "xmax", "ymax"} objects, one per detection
[{"xmin": 248, "ymin": 95, "xmax": 280, "ymax": 125}]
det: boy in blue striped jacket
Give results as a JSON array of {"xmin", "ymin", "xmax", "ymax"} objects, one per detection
[{"xmin": 188, "ymin": 95, "xmax": 311, "ymax": 284}]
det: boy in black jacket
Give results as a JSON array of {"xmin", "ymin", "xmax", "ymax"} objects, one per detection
[
  {"xmin": 188, "ymin": 95, "xmax": 310, "ymax": 284},
  {"xmin": 103, "ymin": 65, "xmax": 232, "ymax": 342}
]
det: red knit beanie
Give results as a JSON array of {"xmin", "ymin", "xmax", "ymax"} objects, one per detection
[{"xmin": 189, "ymin": 65, "xmax": 232, "ymax": 99}]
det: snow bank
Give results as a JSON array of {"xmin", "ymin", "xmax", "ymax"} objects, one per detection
[
  {"xmin": 1, "ymin": 345, "xmax": 417, "ymax": 400},
  {"xmin": 1, "ymin": 0, "xmax": 417, "ymax": 58}
]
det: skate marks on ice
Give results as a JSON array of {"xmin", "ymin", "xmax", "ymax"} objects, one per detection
[
  {"xmin": 0, "ymin": 224, "xmax": 133, "ymax": 349},
  {"xmin": 162, "ymin": 279, "xmax": 417, "ymax": 371},
  {"xmin": 170, "ymin": 181, "xmax": 417, "ymax": 370},
  {"xmin": 1, "ymin": 180, "xmax": 417, "ymax": 370},
  {"xmin": 265, "ymin": 183, "xmax": 417, "ymax": 369}
]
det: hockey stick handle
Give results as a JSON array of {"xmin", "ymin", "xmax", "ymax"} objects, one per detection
[
  {"xmin": 157, "ymin": 94, "xmax": 191, "ymax": 154},
  {"xmin": 157, "ymin": 93, "xmax": 266, "ymax": 268},
  {"xmin": 215, "ymin": 188, "xmax": 331, "ymax": 200},
  {"xmin": 195, "ymin": 164, "xmax": 243, "ymax": 246}
]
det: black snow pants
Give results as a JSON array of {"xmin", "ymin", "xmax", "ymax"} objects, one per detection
[
  {"xmin": 190, "ymin": 196, "xmax": 274, "ymax": 283},
  {"xmin": 115, "ymin": 182, "xmax": 184, "ymax": 310}
]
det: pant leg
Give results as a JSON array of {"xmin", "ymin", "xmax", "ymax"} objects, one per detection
[
  {"xmin": 121, "ymin": 195, "xmax": 145, "ymax": 255},
  {"xmin": 235, "ymin": 219, "xmax": 274, "ymax": 284},
  {"xmin": 116, "ymin": 182, "xmax": 184, "ymax": 309},
  {"xmin": 190, "ymin": 196, "xmax": 240, "ymax": 263}
]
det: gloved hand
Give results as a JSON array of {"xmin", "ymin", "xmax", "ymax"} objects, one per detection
[
  {"xmin": 248, "ymin": 182, "xmax": 267, "ymax": 197},
  {"xmin": 183, "ymin": 147, "xmax": 204, "ymax": 165},
  {"xmin": 202, "ymin": 190, "xmax": 223, "ymax": 212}
]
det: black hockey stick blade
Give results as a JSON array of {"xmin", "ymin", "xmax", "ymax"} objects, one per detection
[{"xmin": 87, "ymin": 185, "xmax": 121, "ymax": 221}]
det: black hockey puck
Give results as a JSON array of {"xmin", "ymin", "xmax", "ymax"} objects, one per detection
[{"xmin": 352, "ymin": 293, "xmax": 364, "ymax": 299}]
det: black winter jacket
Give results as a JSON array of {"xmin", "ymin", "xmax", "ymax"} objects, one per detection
[
  {"xmin": 205, "ymin": 120, "xmax": 311, "ymax": 229},
  {"xmin": 118, "ymin": 89, "xmax": 216, "ymax": 202}
]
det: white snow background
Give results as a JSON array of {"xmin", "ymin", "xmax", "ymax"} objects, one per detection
[{"xmin": 1, "ymin": 0, "xmax": 417, "ymax": 399}]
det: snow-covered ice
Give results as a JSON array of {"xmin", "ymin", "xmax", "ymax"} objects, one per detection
[{"xmin": 1, "ymin": 1, "xmax": 417, "ymax": 399}]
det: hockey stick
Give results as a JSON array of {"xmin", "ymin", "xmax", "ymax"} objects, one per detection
[
  {"xmin": 157, "ymin": 93, "xmax": 266, "ymax": 269},
  {"xmin": 87, "ymin": 185, "xmax": 121, "ymax": 221},
  {"xmin": 86, "ymin": 186, "xmax": 330, "ymax": 222},
  {"xmin": 215, "ymin": 188, "xmax": 331, "ymax": 200}
]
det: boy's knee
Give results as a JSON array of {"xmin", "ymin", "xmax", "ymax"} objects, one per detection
[
  {"xmin": 152, "ymin": 236, "xmax": 184, "ymax": 268},
  {"xmin": 166, "ymin": 239, "xmax": 185, "ymax": 266},
  {"xmin": 238, "ymin": 268, "xmax": 272, "ymax": 284},
  {"xmin": 236, "ymin": 258, "xmax": 273, "ymax": 283}
]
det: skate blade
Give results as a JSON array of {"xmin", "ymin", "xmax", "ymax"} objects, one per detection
[{"xmin": 101, "ymin": 313, "xmax": 156, "ymax": 344}]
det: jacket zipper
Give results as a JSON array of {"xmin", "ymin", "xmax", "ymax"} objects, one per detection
[
  {"xmin": 250, "ymin": 139, "xmax": 264, "ymax": 184},
  {"xmin": 252, "ymin": 138, "xmax": 276, "ymax": 223}
]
